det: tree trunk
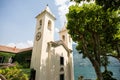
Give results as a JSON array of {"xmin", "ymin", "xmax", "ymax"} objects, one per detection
[
  {"xmin": 117, "ymin": 44, "xmax": 120, "ymax": 57},
  {"xmin": 82, "ymin": 34, "xmax": 103, "ymax": 80},
  {"xmin": 91, "ymin": 33, "xmax": 103, "ymax": 80},
  {"xmin": 105, "ymin": 66, "xmax": 108, "ymax": 72},
  {"xmin": 89, "ymin": 58, "xmax": 103, "ymax": 80},
  {"xmin": 94, "ymin": 64, "xmax": 103, "ymax": 80}
]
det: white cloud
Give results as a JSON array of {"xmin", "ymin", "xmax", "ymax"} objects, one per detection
[
  {"xmin": 7, "ymin": 43, "xmax": 16, "ymax": 48},
  {"xmin": 54, "ymin": 0, "xmax": 94, "ymax": 27},
  {"xmin": 55, "ymin": 27, "xmax": 60, "ymax": 32},
  {"xmin": 7, "ymin": 40, "xmax": 33, "ymax": 49},
  {"xmin": 54, "ymin": 0, "xmax": 75, "ymax": 26},
  {"xmin": 17, "ymin": 42, "xmax": 28, "ymax": 49},
  {"xmin": 27, "ymin": 40, "xmax": 33, "ymax": 47},
  {"xmin": 57, "ymin": 4, "xmax": 67, "ymax": 25},
  {"xmin": 55, "ymin": 0, "xmax": 69, "ymax": 6}
]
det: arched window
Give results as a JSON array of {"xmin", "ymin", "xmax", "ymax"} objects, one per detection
[
  {"xmin": 60, "ymin": 56, "xmax": 64, "ymax": 65},
  {"xmin": 60, "ymin": 67, "xmax": 64, "ymax": 72},
  {"xmin": 38, "ymin": 19, "xmax": 42, "ymax": 30},
  {"xmin": 48, "ymin": 20, "xmax": 52, "ymax": 30},
  {"xmin": 62, "ymin": 35, "xmax": 65, "ymax": 41},
  {"xmin": 40, "ymin": 20, "xmax": 42, "ymax": 26}
]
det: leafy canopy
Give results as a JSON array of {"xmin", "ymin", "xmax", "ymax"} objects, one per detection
[
  {"xmin": 0, "ymin": 66, "xmax": 29, "ymax": 80},
  {"xmin": 71, "ymin": 0, "xmax": 120, "ymax": 10},
  {"xmin": 66, "ymin": 2, "xmax": 120, "ymax": 80},
  {"xmin": 66, "ymin": 3, "xmax": 120, "ymax": 57}
]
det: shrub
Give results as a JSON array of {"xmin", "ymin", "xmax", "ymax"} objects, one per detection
[
  {"xmin": 0, "ymin": 66, "xmax": 29, "ymax": 80},
  {"xmin": 102, "ymin": 70, "xmax": 117, "ymax": 80},
  {"xmin": 14, "ymin": 51, "xmax": 32, "ymax": 68},
  {"xmin": 0, "ymin": 52, "xmax": 15, "ymax": 63}
]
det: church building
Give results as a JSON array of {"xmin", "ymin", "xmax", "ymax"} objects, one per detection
[{"xmin": 30, "ymin": 5, "xmax": 74, "ymax": 80}]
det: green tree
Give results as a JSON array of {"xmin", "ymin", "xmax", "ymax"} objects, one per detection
[
  {"xmin": 101, "ymin": 56, "xmax": 109, "ymax": 71},
  {"xmin": 71, "ymin": 0, "xmax": 120, "ymax": 10},
  {"xmin": 66, "ymin": 3, "xmax": 120, "ymax": 80},
  {"xmin": 102, "ymin": 70, "xmax": 117, "ymax": 80},
  {"xmin": 0, "ymin": 66, "xmax": 29, "ymax": 80}
]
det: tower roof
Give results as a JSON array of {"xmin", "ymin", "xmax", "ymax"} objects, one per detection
[
  {"xmin": 45, "ymin": 4, "xmax": 52, "ymax": 14},
  {"xmin": 59, "ymin": 23, "xmax": 67, "ymax": 33},
  {"xmin": 36, "ymin": 5, "xmax": 56, "ymax": 19}
]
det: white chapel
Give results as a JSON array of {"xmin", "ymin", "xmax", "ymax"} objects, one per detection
[{"xmin": 30, "ymin": 5, "xmax": 74, "ymax": 80}]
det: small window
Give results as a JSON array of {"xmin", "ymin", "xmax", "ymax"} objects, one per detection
[
  {"xmin": 0, "ymin": 56, "xmax": 5, "ymax": 63},
  {"xmin": 60, "ymin": 57, "xmax": 64, "ymax": 65},
  {"xmin": 60, "ymin": 74, "xmax": 64, "ymax": 80},
  {"xmin": 38, "ymin": 20, "xmax": 42, "ymax": 30},
  {"xmin": 60, "ymin": 67, "xmax": 64, "ymax": 72},
  {"xmin": 40, "ymin": 20, "xmax": 42, "ymax": 26},
  {"xmin": 48, "ymin": 20, "xmax": 52, "ymax": 30},
  {"xmin": 62, "ymin": 35, "xmax": 65, "ymax": 41}
]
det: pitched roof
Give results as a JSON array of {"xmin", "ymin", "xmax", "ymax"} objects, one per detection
[
  {"xmin": 36, "ymin": 5, "xmax": 56, "ymax": 20},
  {"xmin": 49, "ymin": 40, "xmax": 72, "ymax": 53},
  {"xmin": 0, "ymin": 45, "xmax": 32, "ymax": 54},
  {"xmin": 0, "ymin": 45, "xmax": 19, "ymax": 53},
  {"xmin": 59, "ymin": 23, "xmax": 67, "ymax": 33},
  {"xmin": 18, "ymin": 47, "xmax": 32, "ymax": 53}
]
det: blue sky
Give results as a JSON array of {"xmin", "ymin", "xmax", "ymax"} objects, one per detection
[{"xmin": 0, "ymin": 0, "xmax": 74, "ymax": 48}]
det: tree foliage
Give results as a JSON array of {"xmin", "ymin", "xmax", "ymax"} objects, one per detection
[
  {"xmin": 67, "ymin": 3, "xmax": 119, "ymax": 57},
  {"xmin": 71, "ymin": 0, "xmax": 120, "ymax": 10},
  {"xmin": 0, "ymin": 66, "xmax": 29, "ymax": 80},
  {"xmin": 102, "ymin": 71, "xmax": 117, "ymax": 80},
  {"xmin": 66, "ymin": 3, "xmax": 120, "ymax": 80},
  {"xmin": 14, "ymin": 51, "xmax": 32, "ymax": 68},
  {"xmin": 95, "ymin": 0, "xmax": 120, "ymax": 10},
  {"xmin": 0, "ymin": 52, "xmax": 15, "ymax": 63}
]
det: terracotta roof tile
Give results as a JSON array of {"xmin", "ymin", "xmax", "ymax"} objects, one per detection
[
  {"xmin": 0, "ymin": 45, "xmax": 19, "ymax": 53},
  {"xmin": 0, "ymin": 45, "xmax": 32, "ymax": 54}
]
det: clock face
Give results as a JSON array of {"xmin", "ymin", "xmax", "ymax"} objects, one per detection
[{"xmin": 36, "ymin": 32, "xmax": 41, "ymax": 41}]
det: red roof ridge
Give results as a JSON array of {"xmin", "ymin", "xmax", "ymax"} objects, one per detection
[{"xmin": 0, "ymin": 45, "xmax": 20, "ymax": 53}]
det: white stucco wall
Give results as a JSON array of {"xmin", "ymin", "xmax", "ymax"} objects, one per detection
[
  {"xmin": 47, "ymin": 45, "xmax": 72, "ymax": 80},
  {"xmin": 31, "ymin": 9, "xmax": 55, "ymax": 80},
  {"xmin": 59, "ymin": 30, "xmax": 72, "ymax": 50}
]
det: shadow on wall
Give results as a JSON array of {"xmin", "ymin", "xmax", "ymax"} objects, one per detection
[{"xmin": 29, "ymin": 49, "xmax": 71, "ymax": 80}]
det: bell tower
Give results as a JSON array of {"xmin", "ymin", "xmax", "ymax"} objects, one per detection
[
  {"xmin": 30, "ymin": 5, "xmax": 56, "ymax": 80},
  {"xmin": 59, "ymin": 23, "xmax": 72, "ymax": 50},
  {"xmin": 59, "ymin": 24, "xmax": 74, "ymax": 80}
]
